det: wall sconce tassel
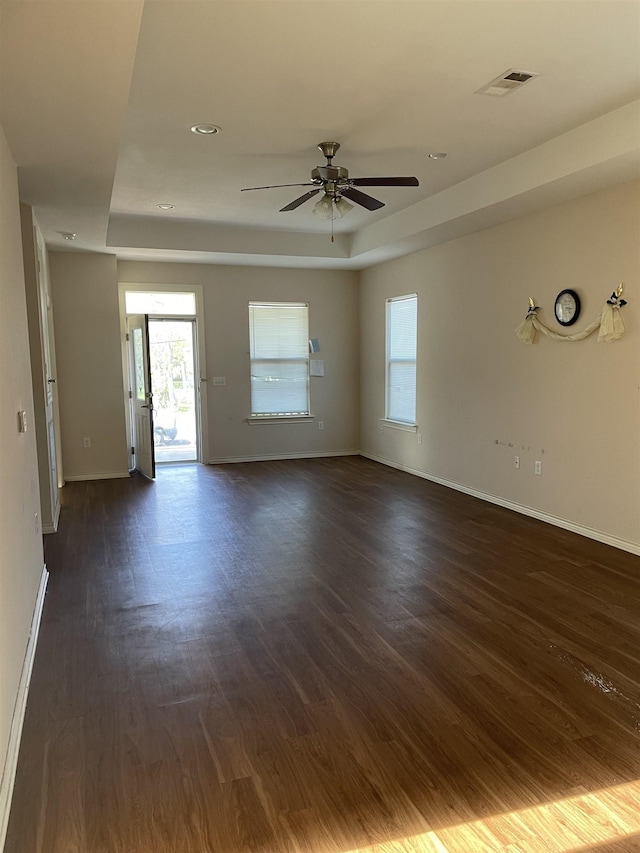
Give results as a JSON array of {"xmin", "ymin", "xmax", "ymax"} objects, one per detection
[
  {"xmin": 514, "ymin": 299, "xmax": 539, "ymax": 344},
  {"xmin": 600, "ymin": 282, "xmax": 628, "ymax": 342}
]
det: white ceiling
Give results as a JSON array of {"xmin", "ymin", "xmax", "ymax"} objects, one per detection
[{"xmin": 1, "ymin": 0, "xmax": 639, "ymax": 270}]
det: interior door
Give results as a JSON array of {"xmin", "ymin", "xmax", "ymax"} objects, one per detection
[
  {"xmin": 35, "ymin": 233, "xmax": 60, "ymax": 527},
  {"xmin": 128, "ymin": 314, "xmax": 155, "ymax": 480}
]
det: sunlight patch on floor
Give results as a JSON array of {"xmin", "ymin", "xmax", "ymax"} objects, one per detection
[{"xmin": 344, "ymin": 780, "xmax": 640, "ymax": 852}]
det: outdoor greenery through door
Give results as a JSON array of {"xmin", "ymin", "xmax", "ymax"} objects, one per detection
[{"xmin": 149, "ymin": 318, "xmax": 197, "ymax": 462}]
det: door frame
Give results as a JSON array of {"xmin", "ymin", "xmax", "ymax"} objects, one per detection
[
  {"xmin": 32, "ymin": 223, "xmax": 63, "ymax": 529},
  {"xmin": 118, "ymin": 283, "xmax": 209, "ymax": 469}
]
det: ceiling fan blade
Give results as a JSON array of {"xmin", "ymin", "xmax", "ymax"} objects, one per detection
[
  {"xmin": 241, "ymin": 182, "xmax": 317, "ymax": 192},
  {"xmin": 280, "ymin": 188, "xmax": 321, "ymax": 211},
  {"xmin": 340, "ymin": 187, "xmax": 385, "ymax": 211},
  {"xmin": 349, "ymin": 177, "xmax": 419, "ymax": 187}
]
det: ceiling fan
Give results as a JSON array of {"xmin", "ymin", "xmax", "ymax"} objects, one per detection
[{"xmin": 241, "ymin": 141, "xmax": 420, "ymax": 216}]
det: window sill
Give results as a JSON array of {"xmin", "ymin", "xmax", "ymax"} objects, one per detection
[
  {"xmin": 247, "ymin": 415, "xmax": 314, "ymax": 426},
  {"xmin": 380, "ymin": 419, "xmax": 418, "ymax": 433}
]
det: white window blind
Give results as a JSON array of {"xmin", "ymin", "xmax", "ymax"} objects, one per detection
[
  {"xmin": 249, "ymin": 302, "xmax": 310, "ymax": 417},
  {"xmin": 386, "ymin": 294, "xmax": 417, "ymax": 424}
]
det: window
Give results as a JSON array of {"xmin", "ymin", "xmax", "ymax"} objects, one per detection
[
  {"xmin": 125, "ymin": 290, "xmax": 196, "ymax": 315},
  {"xmin": 249, "ymin": 302, "xmax": 310, "ymax": 418},
  {"xmin": 386, "ymin": 294, "xmax": 417, "ymax": 424}
]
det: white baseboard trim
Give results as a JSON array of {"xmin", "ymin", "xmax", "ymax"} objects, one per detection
[
  {"xmin": 361, "ymin": 452, "xmax": 640, "ymax": 556},
  {"xmin": 65, "ymin": 471, "xmax": 130, "ymax": 482},
  {"xmin": 0, "ymin": 564, "xmax": 49, "ymax": 851},
  {"xmin": 208, "ymin": 450, "xmax": 360, "ymax": 465}
]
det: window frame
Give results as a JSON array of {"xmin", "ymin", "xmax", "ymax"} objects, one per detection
[
  {"xmin": 248, "ymin": 301, "xmax": 311, "ymax": 421},
  {"xmin": 384, "ymin": 293, "xmax": 418, "ymax": 427}
]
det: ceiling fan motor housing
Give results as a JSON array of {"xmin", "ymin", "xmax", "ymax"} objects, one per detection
[{"xmin": 312, "ymin": 165, "xmax": 350, "ymax": 185}]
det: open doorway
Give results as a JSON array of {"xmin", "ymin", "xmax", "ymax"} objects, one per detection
[
  {"xmin": 149, "ymin": 318, "xmax": 197, "ymax": 463},
  {"xmin": 120, "ymin": 286, "xmax": 208, "ymax": 475}
]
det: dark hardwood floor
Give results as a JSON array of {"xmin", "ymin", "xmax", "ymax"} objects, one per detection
[{"xmin": 5, "ymin": 457, "xmax": 640, "ymax": 852}]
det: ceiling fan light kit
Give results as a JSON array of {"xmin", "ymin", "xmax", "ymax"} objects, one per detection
[
  {"xmin": 312, "ymin": 196, "xmax": 335, "ymax": 220},
  {"xmin": 312, "ymin": 195, "xmax": 354, "ymax": 220},
  {"xmin": 241, "ymin": 141, "xmax": 420, "ymax": 221},
  {"xmin": 335, "ymin": 197, "xmax": 354, "ymax": 217}
]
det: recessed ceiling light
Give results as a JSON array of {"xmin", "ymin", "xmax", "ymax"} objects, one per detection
[
  {"xmin": 427, "ymin": 152, "xmax": 447, "ymax": 160},
  {"xmin": 156, "ymin": 203, "xmax": 175, "ymax": 210},
  {"xmin": 190, "ymin": 124, "xmax": 221, "ymax": 135}
]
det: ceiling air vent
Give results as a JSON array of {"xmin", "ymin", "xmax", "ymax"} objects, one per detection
[{"xmin": 476, "ymin": 69, "xmax": 539, "ymax": 97}]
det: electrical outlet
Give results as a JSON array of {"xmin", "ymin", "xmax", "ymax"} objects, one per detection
[
  {"xmin": 535, "ymin": 460, "xmax": 542, "ymax": 475},
  {"xmin": 514, "ymin": 455, "xmax": 520, "ymax": 469},
  {"xmin": 83, "ymin": 437, "xmax": 91, "ymax": 448},
  {"xmin": 318, "ymin": 420, "xmax": 324, "ymax": 430}
]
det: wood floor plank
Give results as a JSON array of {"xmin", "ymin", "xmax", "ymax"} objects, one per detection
[{"xmin": 5, "ymin": 457, "xmax": 640, "ymax": 852}]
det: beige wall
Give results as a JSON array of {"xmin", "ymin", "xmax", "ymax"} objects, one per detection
[
  {"xmin": 360, "ymin": 180, "xmax": 640, "ymax": 550},
  {"xmin": 118, "ymin": 262, "xmax": 360, "ymax": 461},
  {"xmin": 0, "ymin": 127, "xmax": 44, "ymax": 831},
  {"xmin": 49, "ymin": 252, "xmax": 129, "ymax": 479},
  {"xmin": 48, "ymin": 257, "xmax": 359, "ymax": 479}
]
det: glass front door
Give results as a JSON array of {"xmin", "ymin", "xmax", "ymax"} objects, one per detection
[{"xmin": 148, "ymin": 318, "xmax": 198, "ymax": 463}]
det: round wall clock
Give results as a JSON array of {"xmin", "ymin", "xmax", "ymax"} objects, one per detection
[{"xmin": 554, "ymin": 289, "xmax": 581, "ymax": 326}]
